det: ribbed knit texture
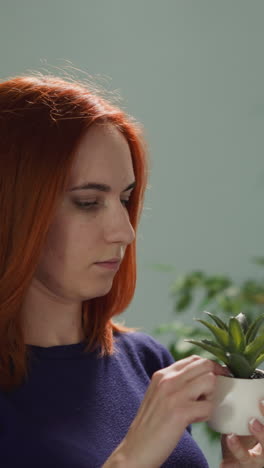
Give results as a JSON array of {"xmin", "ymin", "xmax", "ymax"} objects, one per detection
[{"xmin": 0, "ymin": 332, "xmax": 209, "ymax": 467}]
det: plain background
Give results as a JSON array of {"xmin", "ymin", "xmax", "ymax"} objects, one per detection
[{"xmin": 1, "ymin": 1, "xmax": 264, "ymax": 465}]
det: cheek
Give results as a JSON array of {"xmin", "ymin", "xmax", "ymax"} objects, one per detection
[
  {"xmin": 34, "ymin": 224, "xmax": 80, "ymax": 297},
  {"xmin": 35, "ymin": 239, "xmax": 67, "ymax": 292},
  {"xmin": 38, "ymin": 217, "xmax": 99, "ymax": 273},
  {"xmin": 35, "ymin": 218, "xmax": 70, "ymax": 279}
]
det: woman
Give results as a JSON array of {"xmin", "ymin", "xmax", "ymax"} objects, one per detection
[{"xmin": 0, "ymin": 74, "xmax": 263, "ymax": 467}]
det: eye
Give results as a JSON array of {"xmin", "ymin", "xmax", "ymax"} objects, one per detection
[
  {"xmin": 121, "ymin": 199, "xmax": 130, "ymax": 208},
  {"xmin": 74, "ymin": 199, "xmax": 130, "ymax": 210},
  {"xmin": 74, "ymin": 201, "xmax": 99, "ymax": 210}
]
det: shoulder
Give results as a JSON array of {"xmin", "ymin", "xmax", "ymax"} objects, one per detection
[{"xmin": 113, "ymin": 330, "xmax": 175, "ymax": 373}]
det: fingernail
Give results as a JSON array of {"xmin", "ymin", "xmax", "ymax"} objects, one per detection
[
  {"xmin": 249, "ymin": 418, "xmax": 264, "ymax": 432},
  {"xmin": 260, "ymin": 399, "xmax": 264, "ymax": 407},
  {"xmin": 221, "ymin": 366, "xmax": 232, "ymax": 376}
]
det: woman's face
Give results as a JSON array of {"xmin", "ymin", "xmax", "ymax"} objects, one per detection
[{"xmin": 34, "ymin": 123, "xmax": 136, "ymax": 302}]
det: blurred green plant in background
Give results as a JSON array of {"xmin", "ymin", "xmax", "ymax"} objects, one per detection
[{"xmin": 153, "ymin": 256, "xmax": 264, "ymax": 442}]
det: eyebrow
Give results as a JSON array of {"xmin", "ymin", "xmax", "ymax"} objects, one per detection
[{"xmin": 68, "ymin": 181, "xmax": 136, "ymax": 193}]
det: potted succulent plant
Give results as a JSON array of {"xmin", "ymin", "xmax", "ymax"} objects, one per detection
[
  {"xmin": 185, "ymin": 311, "xmax": 264, "ymax": 435},
  {"xmin": 153, "ymin": 258, "xmax": 264, "ymax": 440}
]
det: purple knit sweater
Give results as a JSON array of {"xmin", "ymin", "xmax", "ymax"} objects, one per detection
[{"xmin": 0, "ymin": 332, "xmax": 209, "ymax": 467}]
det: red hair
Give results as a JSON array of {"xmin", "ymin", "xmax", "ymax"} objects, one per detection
[{"xmin": 0, "ymin": 74, "xmax": 149, "ymax": 391}]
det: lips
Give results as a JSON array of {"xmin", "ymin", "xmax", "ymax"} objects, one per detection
[
  {"xmin": 96, "ymin": 257, "xmax": 121, "ymax": 263},
  {"xmin": 94, "ymin": 260, "xmax": 121, "ymax": 271}
]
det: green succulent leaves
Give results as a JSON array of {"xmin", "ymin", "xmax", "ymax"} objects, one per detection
[{"xmin": 185, "ymin": 311, "xmax": 264, "ymax": 378}]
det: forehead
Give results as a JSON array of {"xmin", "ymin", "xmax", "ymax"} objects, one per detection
[{"xmin": 69, "ymin": 123, "xmax": 134, "ymax": 186}]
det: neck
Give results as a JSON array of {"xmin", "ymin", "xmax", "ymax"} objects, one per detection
[{"xmin": 21, "ymin": 282, "xmax": 86, "ymax": 347}]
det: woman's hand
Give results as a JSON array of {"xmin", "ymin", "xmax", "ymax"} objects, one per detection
[
  {"xmin": 220, "ymin": 400, "xmax": 264, "ymax": 467},
  {"xmin": 104, "ymin": 355, "xmax": 228, "ymax": 468}
]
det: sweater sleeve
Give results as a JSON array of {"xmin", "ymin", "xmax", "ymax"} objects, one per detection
[
  {"xmin": 119, "ymin": 331, "xmax": 192, "ymax": 434},
  {"xmin": 147, "ymin": 333, "xmax": 193, "ymax": 434}
]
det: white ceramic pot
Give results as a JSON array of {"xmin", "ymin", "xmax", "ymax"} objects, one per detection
[{"xmin": 208, "ymin": 371, "xmax": 264, "ymax": 435}]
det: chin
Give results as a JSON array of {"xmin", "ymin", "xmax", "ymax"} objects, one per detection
[{"xmin": 83, "ymin": 281, "xmax": 114, "ymax": 300}]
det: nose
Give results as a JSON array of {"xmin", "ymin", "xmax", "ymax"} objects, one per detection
[{"xmin": 104, "ymin": 203, "xmax": 135, "ymax": 246}]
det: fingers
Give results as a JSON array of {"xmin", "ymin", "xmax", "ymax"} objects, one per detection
[
  {"xmin": 220, "ymin": 403, "xmax": 264, "ymax": 467},
  {"xmin": 152, "ymin": 355, "xmax": 206, "ymax": 388},
  {"xmin": 213, "ymin": 362, "xmax": 232, "ymax": 377},
  {"xmin": 187, "ymin": 372, "xmax": 216, "ymax": 401},
  {"xmin": 221, "ymin": 434, "xmax": 256, "ymax": 459},
  {"xmin": 173, "ymin": 355, "xmax": 230, "ymax": 380},
  {"xmin": 225, "ymin": 434, "xmax": 254, "ymax": 464},
  {"xmin": 187, "ymin": 399, "xmax": 214, "ymax": 423},
  {"xmin": 168, "ymin": 354, "xmax": 204, "ymax": 372},
  {"xmin": 248, "ymin": 418, "xmax": 264, "ymax": 456},
  {"xmin": 153, "ymin": 355, "xmax": 225, "ymax": 403},
  {"xmin": 223, "ymin": 430, "xmax": 264, "ymax": 467},
  {"xmin": 171, "ymin": 355, "xmax": 218, "ymax": 382}
]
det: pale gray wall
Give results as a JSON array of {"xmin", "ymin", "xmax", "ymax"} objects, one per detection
[{"xmin": 1, "ymin": 1, "xmax": 264, "ymax": 466}]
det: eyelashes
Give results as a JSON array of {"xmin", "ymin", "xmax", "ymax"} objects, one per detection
[{"xmin": 74, "ymin": 199, "xmax": 130, "ymax": 210}]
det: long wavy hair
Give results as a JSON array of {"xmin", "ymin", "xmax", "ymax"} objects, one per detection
[{"xmin": 0, "ymin": 74, "xmax": 149, "ymax": 391}]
